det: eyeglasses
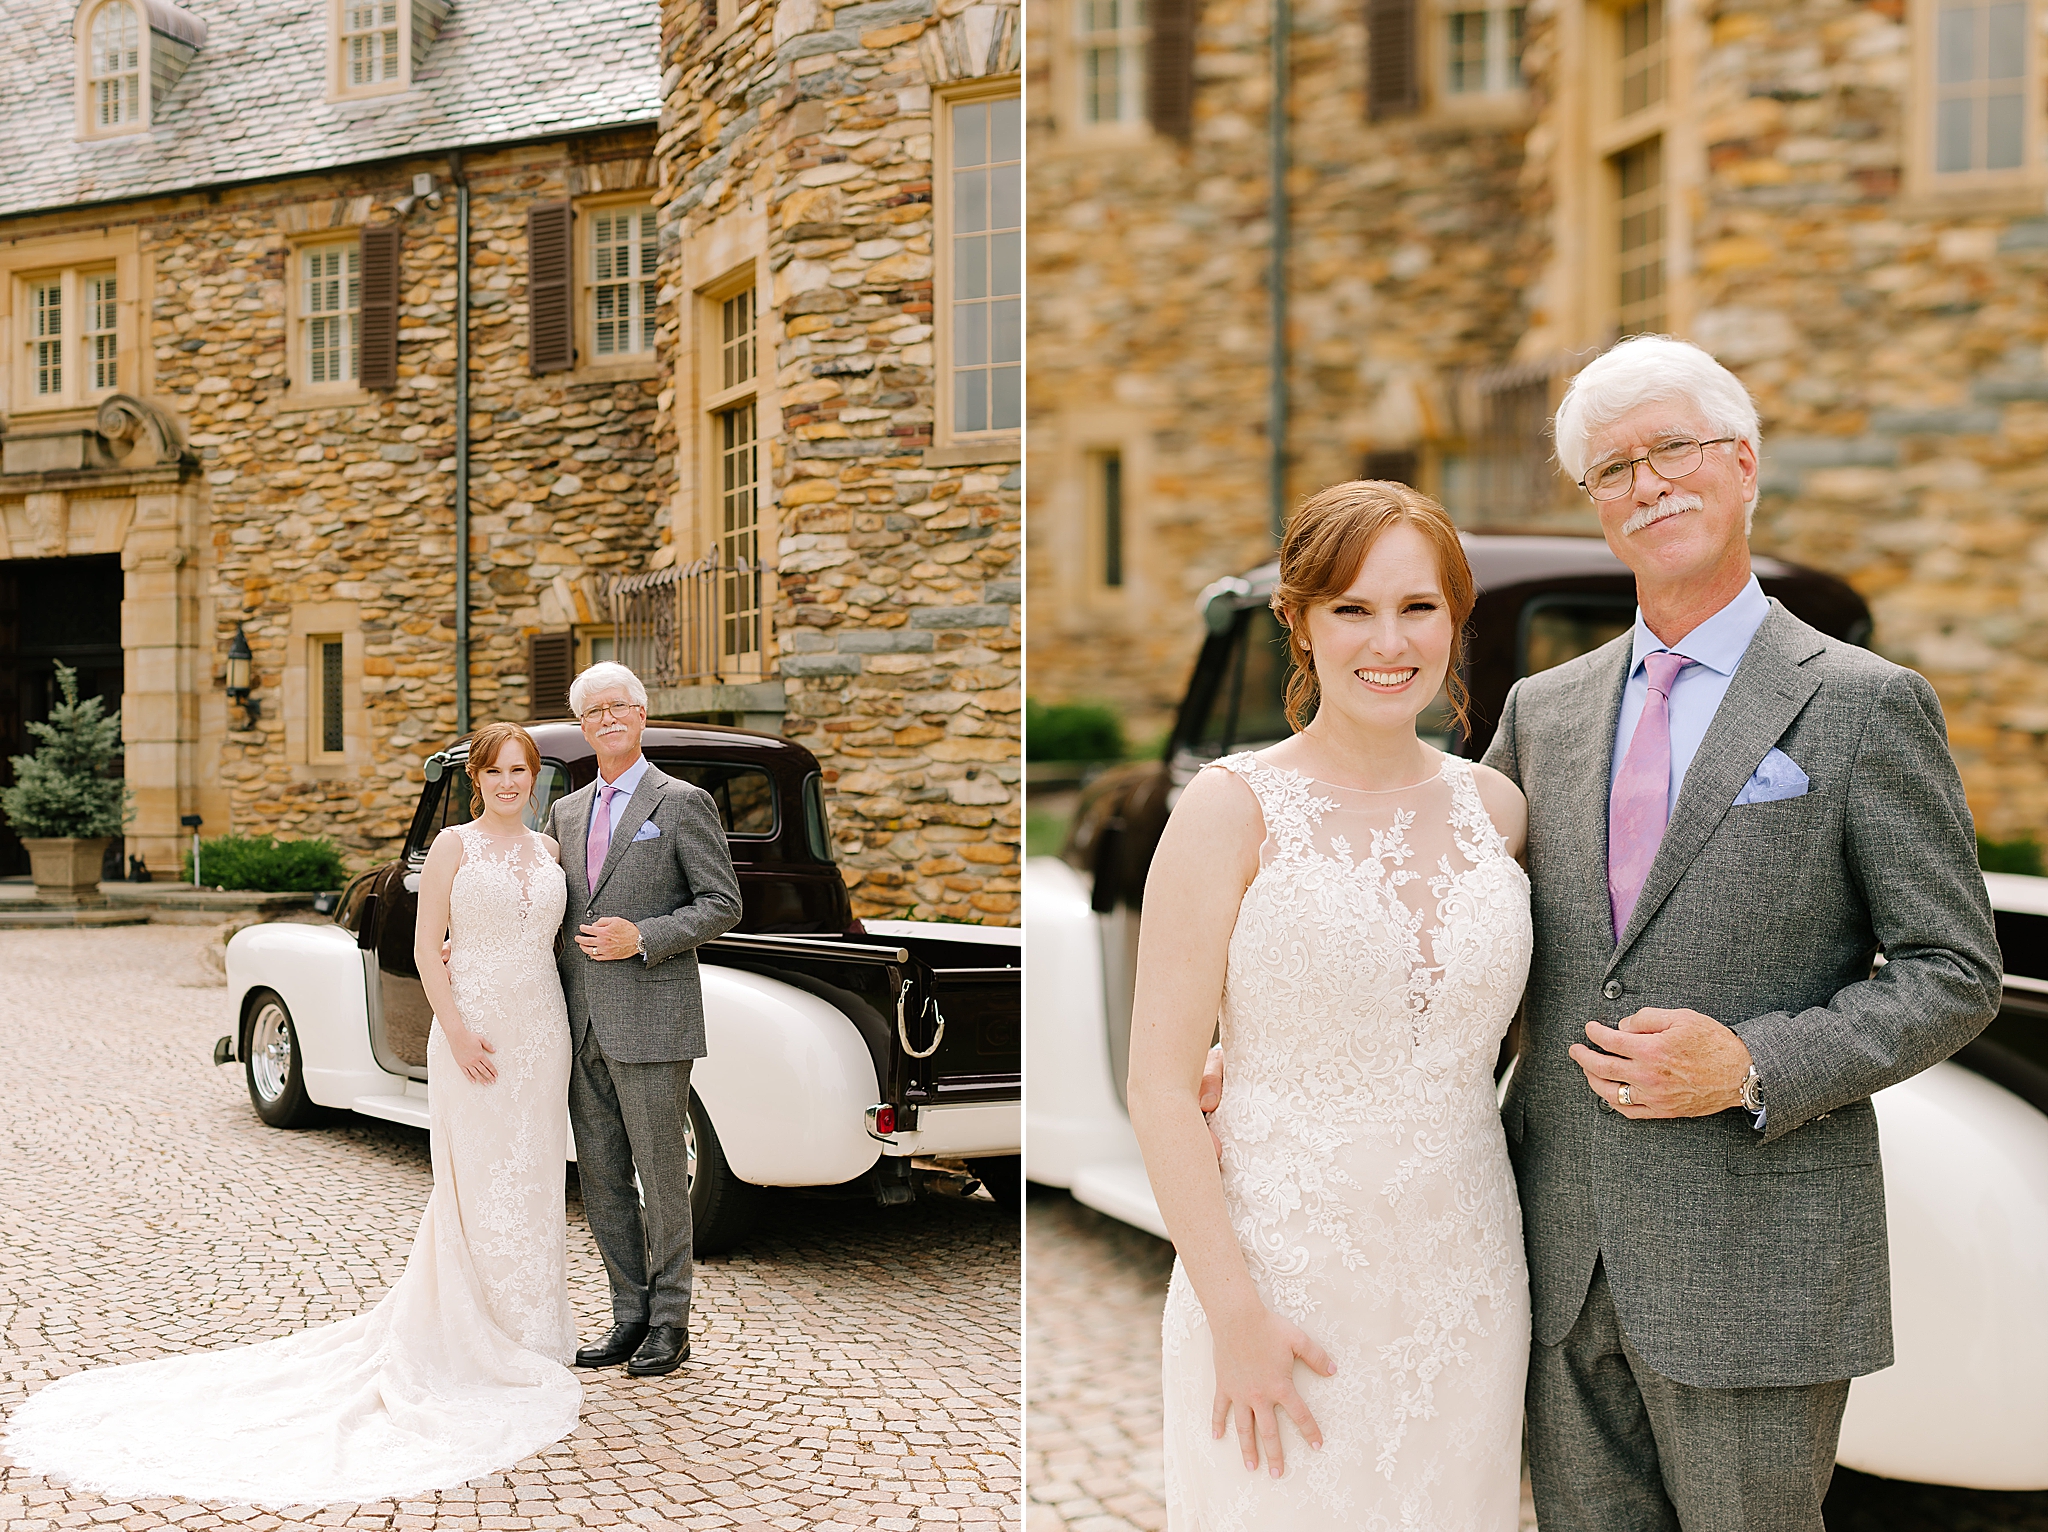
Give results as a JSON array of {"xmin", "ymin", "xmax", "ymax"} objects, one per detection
[
  {"xmin": 1580, "ymin": 437, "xmax": 1738, "ymax": 501},
  {"xmin": 579, "ymin": 702, "xmax": 645, "ymax": 723}
]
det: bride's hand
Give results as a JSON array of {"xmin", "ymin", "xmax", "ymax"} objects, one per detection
[
  {"xmin": 446, "ymin": 1025, "xmax": 497, "ymax": 1084},
  {"xmin": 1208, "ymin": 1303, "xmax": 1334, "ymax": 1477}
]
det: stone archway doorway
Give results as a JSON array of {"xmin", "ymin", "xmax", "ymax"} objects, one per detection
[{"xmin": 0, "ymin": 554, "xmax": 125, "ymax": 879}]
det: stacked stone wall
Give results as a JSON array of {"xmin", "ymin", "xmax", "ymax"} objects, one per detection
[
  {"xmin": 140, "ymin": 137, "xmax": 669, "ymax": 863},
  {"xmin": 658, "ymin": 0, "xmax": 1023, "ymax": 923},
  {"xmin": 1025, "ymin": 0, "xmax": 1537, "ymax": 739},
  {"xmin": 1677, "ymin": 0, "xmax": 2048, "ymax": 837}
]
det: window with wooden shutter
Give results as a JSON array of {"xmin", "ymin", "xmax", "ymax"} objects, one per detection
[
  {"xmin": 357, "ymin": 224, "xmax": 400, "ymax": 389},
  {"xmin": 1368, "ymin": 0, "xmax": 1419, "ymax": 118},
  {"xmin": 528, "ymin": 203, "xmax": 575, "ymax": 375},
  {"xmin": 528, "ymin": 631, "xmax": 575, "ymax": 719},
  {"xmin": 1147, "ymin": 0, "xmax": 1195, "ymax": 137}
]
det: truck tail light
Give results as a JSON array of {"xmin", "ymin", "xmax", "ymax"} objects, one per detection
[{"xmin": 873, "ymin": 1105, "xmax": 896, "ymax": 1135}]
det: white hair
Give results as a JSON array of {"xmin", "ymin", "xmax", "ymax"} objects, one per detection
[
  {"xmin": 567, "ymin": 661, "xmax": 648, "ymax": 717},
  {"xmin": 1553, "ymin": 335, "xmax": 1762, "ymax": 523}
]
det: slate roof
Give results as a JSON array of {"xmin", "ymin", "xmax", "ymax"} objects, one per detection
[{"xmin": 0, "ymin": 0, "xmax": 661, "ymax": 219}]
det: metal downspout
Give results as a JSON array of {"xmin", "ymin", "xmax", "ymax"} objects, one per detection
[
  {"xmin": 1268, "ymin": 0, "xmax": 1291, "ymax": 543},
  {"xmin": 452, "ymin": 151, "xmax": 471, "ymax": 735}
]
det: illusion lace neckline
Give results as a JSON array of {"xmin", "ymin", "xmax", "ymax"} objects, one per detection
[{"xmin": 1247, "ymin": 748, "xmax": 1451, "ymax": 795}]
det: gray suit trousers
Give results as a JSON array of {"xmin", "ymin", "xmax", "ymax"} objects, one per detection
[
  {"xmin": 1528, "ymin": 1260, "xmax": 1850, "ymax": 1532},
  {"xmin": 570, "ymin": 1026, "xmax": 694, "ymax": 1329}
]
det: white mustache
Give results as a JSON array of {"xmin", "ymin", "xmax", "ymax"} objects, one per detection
[{"xmin": 1621, "ymin": 492, "xmax": 1704, "ymax": 537}]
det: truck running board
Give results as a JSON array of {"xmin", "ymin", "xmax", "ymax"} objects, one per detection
[{"xmin": 351, "ymin": 1093, "xmax": 432, "ymax": 1131}]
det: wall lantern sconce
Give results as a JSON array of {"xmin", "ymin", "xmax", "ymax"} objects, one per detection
[{"xmin": 225, "ymin": 623, "xmax": 259, "ymax": 730}]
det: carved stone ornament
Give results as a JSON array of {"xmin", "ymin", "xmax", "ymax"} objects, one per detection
[{"xmin": 95, "ymin": 394, "xmax": 189, "ymax": 468}]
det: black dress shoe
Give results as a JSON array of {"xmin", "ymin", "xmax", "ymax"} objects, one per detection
[
  {"xmin": 575, "ymin": 1321, "xmax": 648, "ymax": 1368},
  {"xmin": 625, "ymin": 1324, "xmax": 690, "ymax": 1376}
]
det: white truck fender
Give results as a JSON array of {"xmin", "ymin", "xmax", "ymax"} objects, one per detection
[
  {"xmin": 694, "ymin": 964, "xmax": 883, "ymax": 1188},
  {"xmin": 224, "ymin": 923, "xmax": 403, "ymax": 1109},
  {"xmin": 1023, "ymin": 854, "xmax": 1138, "ymax": 1188},
  {"xmin": 1837, "ymin": 1059, "xmax": 2048, "ymax": 1490}
]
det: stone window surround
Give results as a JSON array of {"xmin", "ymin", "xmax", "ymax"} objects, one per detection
[
  {"xmin": 1063, "ymin": 0, "xmax": 1151, "ymax": 138},
  {"xmin": 282, "ymin": 600, "xmax": 365, "ymax": 777},
  {"xmin": 74, "ymin": 0, "xmax": 151, "ymax": 140},
  {"xmin": 1423, "ymin": 0, "xmax": 1534, "ymax": 122},
  {"xmin": 696, "ymin": 255, "xmax": 768, "ymax": 672},
  {"xmin": 327, "ymin": 0, "xmax": 414, "ymax": 101},
  {"xmin": 282, "ymin": 230, "xmax": 373, "ymax": 410},
  {"xmin": 1559, "ymin": 0, "xmax": 1697, "ymax": 346},
  {"xmin": 1041, "ymin": 408, "xmax": 1147, "ymax": 628},
  {"xmin": 0, "ymin": 227, "xmax": 142, "ymax": 422},
  {"xmin": 575, "ymin": 191, "xmax": 663, "ymax": 380},
  {"xmin": 1904, "ymin": 0, "xmax": 2046, "ymax": 211},
  {"xmin": 934, "ymin": 75, "xmax": 1022, "ymax": 450},
  {"xmin": 678, "ymin": 204, "xmax": 774, "ymax": 561}
]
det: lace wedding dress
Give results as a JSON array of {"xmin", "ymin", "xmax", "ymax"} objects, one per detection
[
  {"xmin": 6, "ymin": 824, "xmax": 581, "ymax": 1505},
  {"xmin": 1162, "ymin": 752, "xmax": 1533, "ymax": 1532}
]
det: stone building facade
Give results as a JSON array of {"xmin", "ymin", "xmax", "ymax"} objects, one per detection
[
  {"xmin": 1, "ymin": 0, "xmax": 1023, "ymax": 918},
  {"xmin": 1029, "ymin": 0, "xmax": 2048, "ymax": 840},
  {"xmin": 653, "ymin": 0, "xmax": 1023, "ymax": 920}
]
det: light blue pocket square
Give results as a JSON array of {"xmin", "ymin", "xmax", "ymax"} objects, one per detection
[
  {"xmin": 1733, "ymin": 748, "xmax": 1810, "ymax": 806},
  {"xmin": 631, "ymin": 821, "xmax": 661, "ymax": 842}
]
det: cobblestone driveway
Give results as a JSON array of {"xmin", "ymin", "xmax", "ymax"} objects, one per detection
[{"xmin": 0, "ymin": 927, "xmax": 1020, "ymax": 1532}]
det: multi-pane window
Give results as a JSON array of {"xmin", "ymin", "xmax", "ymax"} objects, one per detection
[
  {"xmin": 302, "ymin": 245, "xmax": 360, "ymax": 385},
  {"xmin": 718, "ymin": 402, "xmax": 761, "ymax": 659},
  {"xmin": 1445, "ymin": 0, "xmax": 1527, "ymax": 94},
  {"xmin": 592, "ymin": 208, "xmax": 658, "ymax": 357},
  {"xmin": 721, "ymin": 286, "xmax": 755, "ymax": 389},
  {"xmin": 1935, "ymin": 0, "xmax": 2026, "ymax": 173},
  {"xmin": 1614, "ymin": 136, "xmax": 1666, "ymax": 335},
  {"xmin": 1078, "ymin": 0, "xmax": 1148, "ymax": 124},
  {"xmin": 86, "ymin": 275, "xmax": 118, "ymax": 392},
  {"xmin": 949, "ymin": 95, "xmax": 1022, "ymax": 437},
  {"xmin": 1617, "ymin": 0, "xmax": 1666, "ymax": 116},
  {"xmin": 89, "ymin": 1, "xmax": 142, "ymax": 127},
  {"xmin": 314, "ymin": 638, "xmax": 345, "ymax": 755},
  {"xmin": 343, "ymin": 0, "xmax": 401, "ymax": 86},
  {"xmin": 31, "ymin": 282, "xmax": 63, "ymax": 398}
]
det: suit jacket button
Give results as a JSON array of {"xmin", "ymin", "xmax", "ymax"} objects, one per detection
[{"xmin": 1603, "ymin": 980, "xmax": 1623, "ymax": 1000}]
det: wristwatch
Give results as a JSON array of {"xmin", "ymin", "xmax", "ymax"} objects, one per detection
[
  {"xmin": 633, "ymin": 925, "xmax": 646, "ymax": 959},
  {"xmin": 1739, "ymin": 1062, "xmax": 1765, "ymax": 1120}
]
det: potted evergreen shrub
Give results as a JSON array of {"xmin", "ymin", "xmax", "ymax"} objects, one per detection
[{"xmin": 2, "ymin": 663, "xmax": 130, "ymax": 904}]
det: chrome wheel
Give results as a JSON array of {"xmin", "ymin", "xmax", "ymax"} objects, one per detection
[
  {"xmin": 682, "ymin": 1103, "xmax": 699, "ymax": 1190},
  {"xmin": 249, "ymin": 1001, "xmax": 293, "ymax": 1103}
]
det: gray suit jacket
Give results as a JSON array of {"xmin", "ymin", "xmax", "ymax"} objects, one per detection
[
  {"xmin": 1482, "ymin": 599, "xmax": 2000, "ymax": 1388},
  {"xmin": 547, "ymin": 761, "xmax": 744, "ymax": 1063}
]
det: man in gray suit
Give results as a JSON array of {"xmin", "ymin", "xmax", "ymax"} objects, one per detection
[
  {"xmin": 1482, "ymin": 336, "xmax": 2001, "ymax": 1529},
  {"xmin": 548, "ymin": 661, "xmax": 743, "ymax": 1376}
]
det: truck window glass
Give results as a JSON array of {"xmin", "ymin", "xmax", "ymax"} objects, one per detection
[
  {"xmin": 659, "ymin": 761, "xmax": 777, "ymax": 836},
  {"xmin": 1518, "ymin": 596, "xmax": 1635, "ymax": 677},
  {"xmin": 803, "ymin": 771, "xmax": 833, "ymax": 861},
  {"xmin": 1198, "ymin": 608, "xmax": 1293, "ymax": 757},
  {"xmin": 523, "ymin": 759, "xmax": 572, "ymax": 833}
]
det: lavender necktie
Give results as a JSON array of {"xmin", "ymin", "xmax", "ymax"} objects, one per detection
[
  {"xmin": 587, "ymin": 782, "xmax": 618, "ymax": 893},
  {"xmin": 1608, "ymin": 651, "xmax": 1695, "ymax": 939}
]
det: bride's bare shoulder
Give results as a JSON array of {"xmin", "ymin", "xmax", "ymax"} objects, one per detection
[
  {"xmin": 1466, "ymin": 760, "xmax": 1528, "ymax": 854},
  {"xmin": 1165, "ymin": 760, "xmax": 1265, "ymax": 840},
  {"xmin": 536, "ymin": 831, "xmax": 560, "ymax": 858}
]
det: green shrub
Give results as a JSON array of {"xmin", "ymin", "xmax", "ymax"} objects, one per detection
[
  {"xmin": 1979, "ymin": 834, "xmax": 2045, "ymax": 878},
  {"xmin": 1026, "ymin": 697, "xmax": 1126, "ymax": 763},
  {"xmin": 184, "ymin": 835, "xmax": 347, "ymax": 892},
  {"xmin": 1, "ymin": 662, "xmax": 129, "ymax": 840}
]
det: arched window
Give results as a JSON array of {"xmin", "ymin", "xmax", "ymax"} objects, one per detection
[{"xmin": 88, "ymin": 0, "xmax": 141, "ymax": 127}]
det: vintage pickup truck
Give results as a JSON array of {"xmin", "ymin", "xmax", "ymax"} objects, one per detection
[
  {"xmin": 1025, "ymin": 531, "xmax": 2048, "ymax": 1490},
  {"xmin": 217, "ymin": 720, "xmax": 1020, "ymax": 1253}
]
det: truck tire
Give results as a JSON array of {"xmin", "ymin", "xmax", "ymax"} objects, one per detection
[
  {"xmin": 244, "ymin": 990, "xmax": 320, "ymax": 1129},
  {"xmin": 686, "ymin": 1088, "xmax": 760, "ymax": 1257},
  {"xmin": 969, "ymin": 1155, "xmax": 1021, "ymax": 1210}
]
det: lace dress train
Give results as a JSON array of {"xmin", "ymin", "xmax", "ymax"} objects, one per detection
[
  {"xmin": 1162, "ymin": 753, "xmax": 1534, "ymax": 1532},
  {"xmin": 5, "ymin": 825, "xmax": 580, "ymax": 1506}
]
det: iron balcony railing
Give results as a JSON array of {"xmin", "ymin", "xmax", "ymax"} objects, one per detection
[{"xmin": 611, "ymin": 552, "xmax": 775, "ymax": 688}]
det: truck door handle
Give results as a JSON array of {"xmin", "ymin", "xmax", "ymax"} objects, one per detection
[
  {"xmin": 403, "ymin": 873, "xmax": 421, "ymax": 893},
  {"xmin": 897, "ymin": 979, "xmax": 945, "ymax": 1059}
]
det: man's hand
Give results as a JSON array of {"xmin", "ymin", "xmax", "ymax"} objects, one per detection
[
  {"xmin": 1200, "ymin": 1043, "xmax": 1225, "ymax": 1159},
  {"xmin": 1569, "ymin": 1007, "xmax": 1752, "ymax": 1119},
  {"xmin": 577, "ymin": 917, "xmax": 642, "ymax": 962}
]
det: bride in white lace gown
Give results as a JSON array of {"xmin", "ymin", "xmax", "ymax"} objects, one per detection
[
  {"xmin": 6, "ymin": 725, "xmax": 580, "ymax": 1506},
  {"xmin": 1128, "ymin": 485, "xmax": 1533, "ymax": 1531}
]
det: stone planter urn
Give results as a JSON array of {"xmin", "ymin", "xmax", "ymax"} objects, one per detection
[{"xmin": 21, "ymin": 837, "xmax": 113, "ymax": 905}]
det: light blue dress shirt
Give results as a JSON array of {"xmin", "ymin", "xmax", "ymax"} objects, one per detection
[
  {"xmin": 1609, "ymin": 575, "xmax": 1772, "ymax": 820},
  {"xmin": 594, "ymin": 751, "xmax": 651, "ymax": 824}
]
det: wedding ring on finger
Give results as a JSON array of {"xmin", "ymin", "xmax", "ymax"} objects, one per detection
[{"xmin": 1618, "ymin": 1083, "xmax": 1633, "ymax": 1107}]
